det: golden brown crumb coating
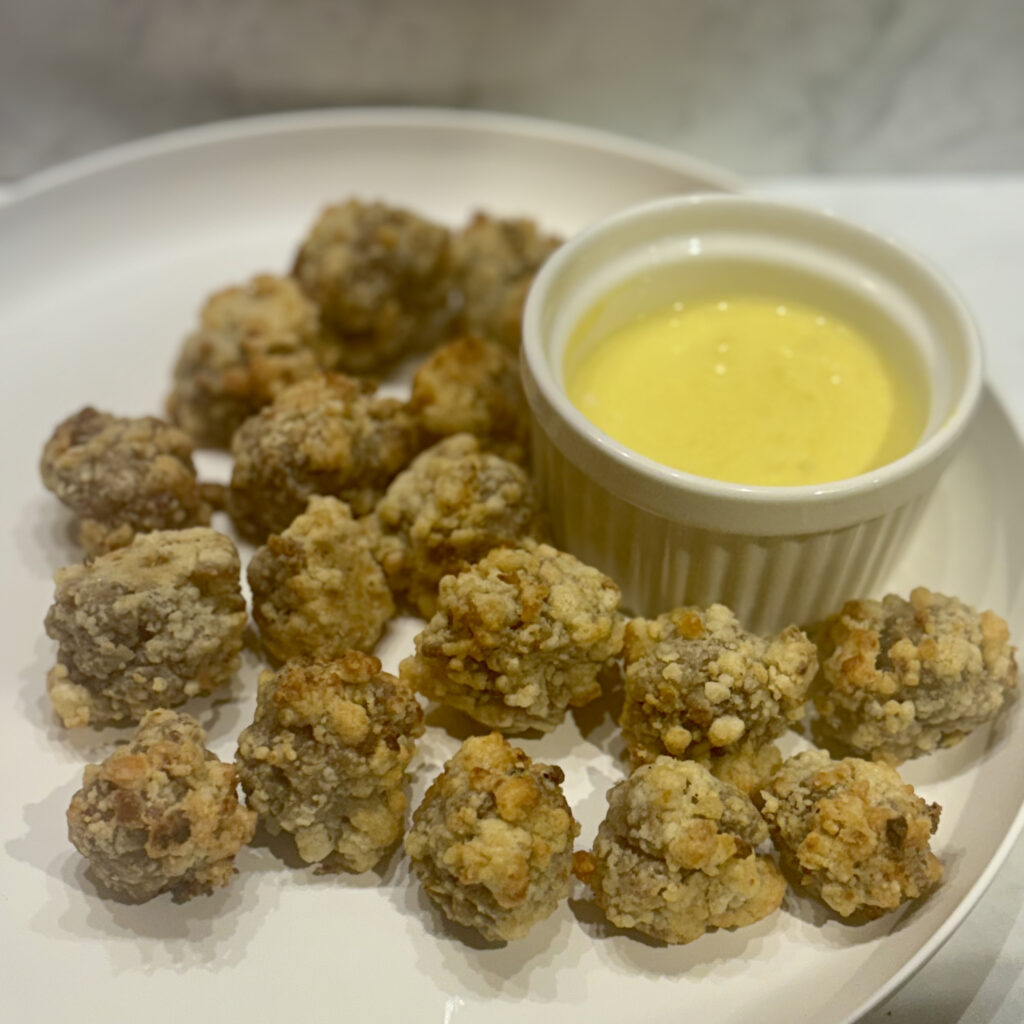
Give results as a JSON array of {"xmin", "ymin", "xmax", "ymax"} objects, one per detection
[
  {"xmin": 401, "ymin": 541, "xmax": 624, "ymax": 733},
  {"xmin": 620, "ymin": 605, "xmax": 817, "ymax": 770},
  {"xmin": 374, "ymin": 434, "xmax": 543, "ymax": 618},
  {"xmin": 248, "ymin": 497, "xmax": 394, "ymax": 662},
  {"xmin": 705, "ymin": 742, "xmax": 784, "ymax": 798},
  {"xmin": 40, "ymin": 407, "xmax": 212, "ymax": 554},
  {"xmin": 167, "ymin": 274, "xmax": 332, "ymax": 448},
  {"xmin": 236, "ymin": 654, "xmax": 424, "ymax": 872},
  {"xmin": 408, "ymin": 336, "xmax": 530, "ymax": 463},
  {"xmin": 227, "ymin": 372, "xmax": 422, "ymax": 542},
  {"xmin": 451, "ymin": 213, "xmax": 562, "ymax": 351},
  {"xmin": 44, "ymin": 528, "xmax": 247, "ymax": 728},
  {"xmin": 574, "ymin": 758, "xmax": 785, "ymax": 944},
  {"xmin": 813, "ymin": 587, "xmax": 1018, "ymax": 763},
  {"xmin": 292, "ymin": 199, "xmax": 452, "ymax": 373},
  {"xmin": 67, "ymin": 710, "xmax": 256, "ymax": 902},
  {"xmin": 405, "ymin": 732, "xmax": 578, "ymax": 941},
  {"xmin": 759, "ymin": 749, "xmax": 942, "ymax": 918}
]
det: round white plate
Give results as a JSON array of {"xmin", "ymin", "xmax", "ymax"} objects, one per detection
[{"xmin": 0, "ymin": 109, "xmax": 1021, "ymax": 1024}]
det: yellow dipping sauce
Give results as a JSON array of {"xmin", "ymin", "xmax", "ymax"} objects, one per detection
[{"xmin": 566, "ymin": 297, "xmax": 926, "ymax": 487}]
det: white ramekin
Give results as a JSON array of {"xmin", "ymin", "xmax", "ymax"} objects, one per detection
[{"xmin": 521, "ymin": 195, "xmax": 983, "ymax": 633}]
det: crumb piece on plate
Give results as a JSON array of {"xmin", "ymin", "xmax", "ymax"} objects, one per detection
[
  {"xmin": 401, "ymin": 540, "xmax": 624, "ymax": 733},
  {"xmin": 292, "ymin": 199, "xmax": 452, "ymax": 373},
  {"xmin": 759, "ymin": 749, "xmax": 942, "ymax": 918},
  {"xmin": 574, "ymin": 757, "xmax": 785, "ymax": 944},
  {"xmin": 44, "ymin": 527, "xmax": 247, "ymax": 728},
  {"xmin": 620, "ymin": 605, "xmax": 817, "ymax": 769},
  {"xmin": 227, "ymin": 372, "xmax": 422, "ymax": 542},
  {"xmin": 167, "ymin": 274, "xmax": 332, "ymax": 448},
  {"xmin": 40, "ymin": 407, "xmax": 212, "ymax": 554},
  {"xmin": 409, "ymin": 335, "xmax": 530, "ymax": 463},
  {"xmin": 67, "ymin": 709, "xmax": 256, "ymax": 902},
  {"xmin": 813, "ymin": 587, "xmax": 1018, "ymax": 763},
  {"xmin": 451, "ymin": 212, "xmax": 562, "ymax": 351},
  {"xmin": 405, "ymin": 732, "xmax": 578, "ymax": 941},
  {"xmin": 236, "ymin": 653, "xmax": 424, "ymax": 872},
  {"xmin": 374, "ymin": 434, "xmax": 543, "ymax": 618},
  {"xmin": 248, "ymin": 496, "xmax": 394, "ymax": 662}
]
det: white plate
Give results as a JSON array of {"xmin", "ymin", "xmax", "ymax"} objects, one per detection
[{"xmin": 0, "ymin": 109, "xmax": 1021, "ymax": 1024}]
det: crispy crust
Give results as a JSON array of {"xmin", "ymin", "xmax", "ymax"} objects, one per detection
[
  {"xmin": 167, "ymin": 274, "xmax": 332, "ymax": 448},
  {"xmin": 575, "ymin": 758, "xmax": 785, "ymax": 944},
  {"xmin": 236, "ymin": 654, "xmax": 424, "ymax": 872},
  {"xmin": 227, "ymin": 372, "xmax": 422, "ymax": 542},
  {"xmin": 813, "ymin": 587, "xmax": 1018, "ymax": 762},
  {"xmin": 405, "ymin": 732, "xmax": 578, "ymax": 941},
  {"xmin": 620, "ymin": 605, "xmax": 817, "ymax": 768},
  {"xmin": 292, "ymin": 200, "xmax": 453, "ymax": 373},
  {"xmin": 44, "ymin": 528, "xmax": 247, "ymax": 728},
  {"xmin": 451, "ymin": 213, "xmax": 562, "ymax": 351},
  {"xmin": 40, "ymin": 407, "xmax": 211, "ymax": 554},
  {"xmin": 248, "ymin": 497, "xmax": 395, "ymax": 661},
  {"xmin": 759, "ymin": 749, "xmax": 942, "ymax": 918},
  {"xmin": 401, "ymin": 541, "xmax": 624, "ymax": 733},
  {"xmin": 374, "ymin": 434, "xmax": 543, "ymax": 617},
  {"xmin": 67, "ymin": 710, "xmax": 256, "ymax": 902},
  {"xmin": 408, "ymin": 336, "xmax": 530, "ymax": 463}
]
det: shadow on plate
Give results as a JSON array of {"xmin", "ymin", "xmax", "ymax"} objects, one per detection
[
  {"xmin": 5, "ymin": 775, "xmax": 275, "ymax": 969},
  {"xmin": 775, "ymin": 842, "xmax": 962, "ymax": 950},
  {"xmin": 390, "ymin": 881, "xmax": 585, "ymax": 1001},
  {"xmin": 422, "ymin": 702, "xmax": 494, "ymax": 744},
  {"xmin": 244, "ymin": 824, "xmax": 406, "ymax": 889},
  {"xmin": 570, "ymin": 888, "xmax": 783, "ymax": 979},
  {"xmin": 570, "ymin": 664, "xmax": 624, "ymax": 755}
]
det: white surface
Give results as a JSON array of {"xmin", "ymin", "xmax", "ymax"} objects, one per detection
[
  {"xmin": 4, "ymin": 0, "xmax": 1024, "ymax": 178},
  {"xmin": 0, "ymin": 113, "xmax": 1022, "ymax": 1024},
  {"xmin": 760, "ymin": 177, "xmax": 1024, "ymax": 1024}
]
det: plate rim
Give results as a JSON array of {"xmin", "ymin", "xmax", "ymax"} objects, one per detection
[
  {"xmin": 2, "ymin": 106, "xmax": 744, "ymax": 206},
  {"xmin": 2, "ymin": 106, "xmax": 1020, "ymax": 1024}
]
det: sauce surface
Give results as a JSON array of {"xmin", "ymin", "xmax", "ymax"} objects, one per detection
[{"xmin": 565, "ymin": 297, "xmax": 925, "ymax": 487}]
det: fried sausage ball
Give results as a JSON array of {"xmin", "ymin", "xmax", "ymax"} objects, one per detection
[
  {"xmin": 227, "ymin": 372, "xmax": 422, "ymax": 542},
  {"xmin": 292, "ymin": 199, "xmax": 452, "ymax": 373},
  {"xmin": 40, "ymin": 407, "xmax": 212, "ymax": 554},
  {"xmin": 67, "ymin": 709, "xmax": 256, "ymax": 902},
  {"xmin": 408, "ymin": 336, "xmax": 530, "ymax": 463},
  {"xmin": 620, "ymin": 605, "xmax": 818, "ymax": 785},
  {"xmin": 236, "ymin": 654, "xmax": 424, "ymax": 872},
  {"xmin": 248, "ymin": 496, "xmax": 394, "ymax": 662},
  {"xmin": 451, "ymin": 213, "xmax": 562, "ymax": 350},
  {"xmin": 759, "ymin": 749, "xmax": 943, "ymax": 919},
  {"xmin": 374, "ymin": 434, "xmax": 543, "ymax": 618},
  {"xmin": 574, "ymin": 758, "xmax": 785, "ymax": 944},
  {"xmin": 813, "ymin": 587, "xmax": 1018, "ymax": 763},
  {"xmin": 45, "ymin": 528, "xmax": 247, "ymax": 728},
  {"xmin": 405, "ymin": 732, "xmax": 578, "ymax": 941},
  {"xmin": 167, "ymin": 274, "xmax": 332, "ymax": 448},
  {"xmin": 401, "ymin": 541, "xmax": 624, "ymax": 733}
]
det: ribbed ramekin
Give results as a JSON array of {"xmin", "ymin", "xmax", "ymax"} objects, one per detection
[{"xmin": 521, "ymin": 195, "xmax": 983, "ymax": 633}]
